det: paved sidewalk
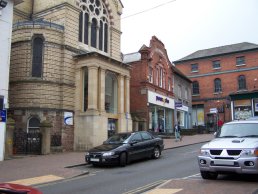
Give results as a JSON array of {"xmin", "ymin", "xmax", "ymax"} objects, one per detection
[{"xmin": 0, "ymin": 133, "xmax": 213, "ymax": 185}]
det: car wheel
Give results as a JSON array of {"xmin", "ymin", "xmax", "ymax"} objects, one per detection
[
  {"xmin": 152, "ymin": 147, "xmax": 161, "ymax": 159},
  {"xmin": 200, "ymin": 171, "xmax": 218, "ymax": 180},
  {"xmin": 120, "ymin": 152, "xmax": 127, "ymax": 167}
]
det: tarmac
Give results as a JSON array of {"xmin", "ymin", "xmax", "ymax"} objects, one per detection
[{"xmin": 0, "ymin": 133, "xmax": 213, "ymax": 190}]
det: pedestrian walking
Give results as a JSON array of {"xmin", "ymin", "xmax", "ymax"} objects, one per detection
[
  {"xmin": 174, "ymin": 121, "xmax": 182, "ymax": 142},
  {"xmin": 217, "ymin": 118, "xmax": 224, "ymax": 131}
]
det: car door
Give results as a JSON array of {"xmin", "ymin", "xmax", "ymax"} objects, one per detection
[
  {"xmin": 140, "ymin": 132, "xmax": 154, "ymax": 157},
  {"xmin": 127, "ymin": 133, "xmax": 145, "ymax": 161}
]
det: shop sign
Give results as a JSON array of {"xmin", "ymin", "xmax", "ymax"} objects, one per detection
[
  {"xmin": 156, "ymin": 96, "xmax": 169, "ymax": 104},
  {"xmin": 0, "ymin": 110, "xmax": 6, "ymax": 122},
  {"xmin": 255, "ymin": 103, "xmax": 258, "ymax": 112},
  {"xmin": 148, "ymin": 91, "xmax": 174, "ymax": 109},
  {"xmin": 210, "ymin": 108, "xmax": 218, "ymax": 114},
  {"xmin": 175, "ymin": 101, "xmax": 182, "ymax": 108},
  {"xmin": 64, "ymin": 112, "xmax": 73, "ymax": 125},
  {"xmin": 177, "ymin": 105, "xmax": 189, "ymax": 112}
]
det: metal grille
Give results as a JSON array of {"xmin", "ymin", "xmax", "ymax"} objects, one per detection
[
  {"xmin": 13, "ymin": 129, "xmax": 42, "ymax": 155},
  {"xmin": 210, "ymin": 149, "xmax": 223, "ymax": 155},
  {"xmin": 227, "ymin": 150, "xmax": 242, "ymax": 156}
]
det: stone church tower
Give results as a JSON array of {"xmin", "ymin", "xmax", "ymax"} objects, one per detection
[{"xmin": 9, "ymin": 0, "xmax": 132, "ymax": 153}]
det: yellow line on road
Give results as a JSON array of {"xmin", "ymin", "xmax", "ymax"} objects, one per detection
[{"xmin": 8, "ymin": 175, "xmax": 64, "ymax": 186}]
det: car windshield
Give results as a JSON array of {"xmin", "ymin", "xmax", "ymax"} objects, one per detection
[
  {"xmin": 105, "ymin": 133, "xmax": 131, "ymax": 144},
  {"xmin": 217, "ymin": 123, "xmax": 258, "ymax": 138}
]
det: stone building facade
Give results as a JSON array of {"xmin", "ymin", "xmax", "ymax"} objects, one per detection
[
  {"xmin": 9, "ymin": 0, "xmax": 132, "ymax": 153},
  {"xmin": 174, "ymin": 42, "xmax": 258, "ymax": 131},
  {"xmin": 124, "ymin": 36, "xmax": 192, "ymax": 132}
]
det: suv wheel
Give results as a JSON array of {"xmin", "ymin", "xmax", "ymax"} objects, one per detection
[{"xmin": 200, "ymin": 171, "xmax": 218, "ymax": 180}]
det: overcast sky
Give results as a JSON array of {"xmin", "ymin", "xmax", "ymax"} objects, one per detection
[{"xmin": 120, "ymin": 0, "xmax": 258, "ymax": 61}]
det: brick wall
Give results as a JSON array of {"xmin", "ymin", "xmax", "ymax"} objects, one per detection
[{"xmin": 176, "ymin": 49, "xmax": 258, "ymax": 123}]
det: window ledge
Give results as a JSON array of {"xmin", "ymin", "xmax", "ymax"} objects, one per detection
[
  {"xmin": 214, "ymin": 92, "xmax": 223, "ymax": 95},
  {"xmin": 236, "ymin": 64, "xmax": 246, "ymax": 67},
  {"xmin": 237, "ymin": 89, "xmax": 248, "ymax": 93},
  {"xmin": 191, "ymin": 70, "xmax": 199, "ymax": 73}
]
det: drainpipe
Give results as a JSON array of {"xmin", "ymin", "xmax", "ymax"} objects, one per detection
[{"xmin": 30, "ymin": 0, "xmax": 34, "ymax": 20}]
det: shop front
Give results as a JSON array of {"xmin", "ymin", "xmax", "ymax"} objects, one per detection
[
  {"xmin": 176, "ymin": 105, "xmax": 191, "ymax": 129},
  {"xmin": 148, "ymin": 91, "xmax": 175, "ymax": 133},
  {"xmin": 230, "ymin": 91, "xmax": 258, "ymax": 120},
  {"xmin": 192, "ymin": 104, "xmax": 205, "ymax": 127}
]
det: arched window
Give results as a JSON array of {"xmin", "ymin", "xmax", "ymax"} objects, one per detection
[
  {"xmin": 214, "ymin": 78, "xmax": 222, "ymax": 93},
  {"xmin": 32, "ymin": 36, "xmax": 44, "ymax": 77},
  {"xmin": 91, "ymin": 18, "xmax": 97, "ymax": 48},
  {"xmin": 105, "ymin": 72, "xmax": 118, "ymax": 114},
  {"xmin": 192, "ymin": 81, "xmax": 199, "ymax": 95},
  {"xmin": 78, "ymin": 0, "xmax": 109, "ymax": 53},
  {"xmin": 28, "ymin": 117, "xmax": 40, "ymax": 132},
  {"xmin": 238, "ymin": 75, "xmax": 246, "ymax": 90}
]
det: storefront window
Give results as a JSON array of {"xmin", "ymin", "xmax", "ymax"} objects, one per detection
[
  {"xmin": 192, "ymin": 104, "xmax": 204, "ymax": 126},
  {"xmin": 255, "ymin": 99, "xmax": 258, "ymax": 116},
  {"xmin": 149, "ymin": 105, "xmax": 173, "ymax": 133},
  {"xmin": 234, "ymin": 99, "xmax": 252, "ymax": 120},
  {"xmin": 105, "ymin": 72, "xmax": 118, "ymax": 113},
  {"xmin": 165, "ymin": 109, "xmax": 173, "ymax": 132},
  {"xmin": 177, "ymin": 110, "xmax": 184, "ymax": 128}
]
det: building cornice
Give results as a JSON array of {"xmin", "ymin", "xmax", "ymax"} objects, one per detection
[
  {"xmin": 74, "ymin": 52, "xmax": 131, "ymax": 69},
  {"xmin": 174, "ymin": 48, "xmax": 258, "ymax": 64}
]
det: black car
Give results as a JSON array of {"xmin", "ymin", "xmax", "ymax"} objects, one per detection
[{"xmin": 85, "ymin": 131, "xmax": 164, "ymax": 166}]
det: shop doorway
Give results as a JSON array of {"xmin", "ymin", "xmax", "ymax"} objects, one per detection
[
  {"xmin": 157, "ymin": 108, "xmax": 165, "ymax": 133},
  {"xmin": 107, "ymin": 118, "xmax": 117, "ymax": 137},
  {"xmin": 207, "ymin": 113, "xmax": 218, "ymax": 132}
]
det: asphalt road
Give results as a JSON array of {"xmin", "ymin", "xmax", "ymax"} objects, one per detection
[
  {"xmin": 38, "ymin": 143, "xmax": 203, "ymax": 194},
  {"xmin": 37, "ymin": 143, "xmax": 258, "ymax": 194}
]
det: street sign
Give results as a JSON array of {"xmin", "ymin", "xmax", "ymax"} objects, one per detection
[
  {"xmin": 0, "ymin": 110, "xmax": 6, "ymax": 122},
  {"xmin": 210, "ymin": 108, "xmax": 218, "ymax": 114},
  {"xmin": 175, "ymin": 101, "xmax": 182, "ymax": 108}
]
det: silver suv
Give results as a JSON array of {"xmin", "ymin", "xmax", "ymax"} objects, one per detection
[{"xmin": 198, "ymin": 120, "xmax": 258, "ymax": 179}]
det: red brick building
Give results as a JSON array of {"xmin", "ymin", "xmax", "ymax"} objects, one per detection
[
  {"xmin": 124, "ymin": 36, "xmax": 192, "ymax": 132},
  {"xmin": 174, "ymin": 42, "xmax": 258, "ymax": 131}
]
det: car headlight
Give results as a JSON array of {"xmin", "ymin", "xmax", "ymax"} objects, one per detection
[
  {"xmin": 103, "ymin": 151, "xmax": 115, "ymax": 157},
  {"xmin": 199, "ymin": 149, "xmax": 209, "ymax": 156},
  {"xmin": 242, "ymin": 149, "xmax": 258, "ymax": 157}
]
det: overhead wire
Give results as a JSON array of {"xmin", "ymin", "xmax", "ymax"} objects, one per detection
[{"xmin": 121, "ymin": 0, "xmax": 177, "ymax": 20}]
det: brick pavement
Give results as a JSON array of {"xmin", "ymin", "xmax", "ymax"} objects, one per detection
[{"xmin": 0, "ymin": 133, "xmax": 213, "ymax": 185}]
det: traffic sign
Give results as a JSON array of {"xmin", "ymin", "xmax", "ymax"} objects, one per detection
[{"xmin": 0, "ymin": 110, "xmax": 6, "ymax": 122}]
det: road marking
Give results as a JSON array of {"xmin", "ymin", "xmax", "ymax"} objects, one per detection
[
  {"xmin": 145, "ymin": 188, "xmax": 182, "ymax": 194},
  {"xmin": 123, "ymin": 180, "xmax": 167, "ymax": 194},
  {"xmin": 8, "ymin": 175, "xmax": 64, "ymax": 186},
  {"xmin": 181, "ymin": 173, "xmax": 201, "ymax": 179}
]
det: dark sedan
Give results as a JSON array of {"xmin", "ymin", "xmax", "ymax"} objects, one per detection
[{"xmin": 85, "ymin": 131, "xmax": 164, "ymax": 166}]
